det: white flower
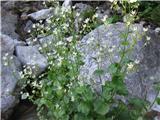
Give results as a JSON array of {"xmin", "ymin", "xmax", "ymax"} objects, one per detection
[
  {"xmin": 32, "ymin": 24, "xmax": 36, "ymax": 28},
  {"xmin": 134, "ymin": 59, "xmax": 140, "ymax": 64},
  {"xmin": 66, "ymin": 37, "xmax": 73, "ymax": 42},
  {"xmin": 71, "ymin": 96, "xmax": 75, "ymax": 102},
  {"xmin": 102, "ymin": 15, "xmax": 108, "ymax": 22},
  {"xmin": 133, "ymin": 26, "xmax": 137, "ymax": 31},
  {"xmin": 146, "ymin": 36, "xmax": 151, "ymax": 41},
  {"xmin": 72, "ymin": 5, "xmax": 76, "ymax": 9},
  {"xmin": 84, "ymin": 18, "xmax": 90, "ymax": 23},
  {"xmin": 155, "ymin": 27, "xmax": 160, "ymax": 33},
  {"xmin": 4, "ymin": 62, "xmax": 8, "ymax": 66},
  {"xmin": 10, "ymin": 56, "xmax": 13, "ymax": 60},
  {"xmin": 127, "ymin": 63, "xmax": 134, "ymax": 70},
  {"xmin": 21, "ymin": 92, "xmax": 29, "ymax": 99},
  {"xmin": 126, "ymin": 21, "xmax": 131, "ymax": 26},
  {"xmin": 128, "ymin": 0, "xmax": 137, "ymax": 3},
  {"xmin": 27, "ymin": 30, "xmax": 31, "ymax": 33},
  {"xmin": 143, "ymin": 27, "xmax": 148, "ymax": 32},
  {"xmin": 33, "ymin": 38, "xmax": 37, "ymax": 42},
  {"xmin": 5, "ymin": 53, "xmax": 9, "ymax": 56},
  {"xmin": 2, "ymin": 56, "xmax": 7, "ymax": 60},
  {"xmin": 58, "ymin": 86, "xmax": 62, "ymax": 90},
  {"xmin": 93, "ymin": 13, "xmax": 98, "ymax": 18},
  {"xmin": 46, "ymin": 19, "xmax": 51, "ymax": 24},
  {"xmin": 55, "ymin": 104, "xmax": 59, "ymax": 109},
  {"xmin": 131, "ymin": 10, "xmax": 136, "ymax": 15},
  {"xmin": 108, "ymin": 0, "xmax": 114, "ymax": 2},
  {"xmin": 56, "ymin": 41, "xmax": 63, "ymax": 46},
  {"xmin": 39, "ymin": 20, "xmax": 43, "ymax": 23}
]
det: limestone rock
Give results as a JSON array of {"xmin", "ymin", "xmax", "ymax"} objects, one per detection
[
  {"xmin": 28, "ymin": 8, "xmax": 54, "ymax": 21},
  {"xmin": 15, "ymin": 46, "xmax": 48, "ymax": 75},
  {"xmin": 1, "ymin": 9, "xmax": 19, "ymax": 39},
  {"xmin": 79, "ymin": 22, "xmax": 160, "ymax": 112}
]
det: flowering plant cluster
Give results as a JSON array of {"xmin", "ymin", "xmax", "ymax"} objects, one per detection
[{"xmin": 18, "ymin": 1, "xmax": 159, "ymax": 120}]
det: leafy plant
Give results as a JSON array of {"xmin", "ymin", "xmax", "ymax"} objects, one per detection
[{"xmin": 19, "ymin": 1, "xmax": 159, "ymax": 120}]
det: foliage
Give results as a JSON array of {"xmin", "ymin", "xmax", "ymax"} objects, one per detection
[
  {"xmin": 138, "ymin": 1, "xmax": 160, "ymax": 26},
  {"xmin": 19, "ymin": 1, "xmax": 159, "ymax": 120}
]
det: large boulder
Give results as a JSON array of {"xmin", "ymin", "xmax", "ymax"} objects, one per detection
[
  {"xmin": 15, "ymin": 46, "xmax": 48, "ymax": 76},
  {"xmin": 79, "ymin": 22, "xmax": 160, "ymax": 111},
  {"xmin": 1, "ymin": 34, "xmax": 22, "ymax": 119},
  {"xmin": 28, "ymin": 8, "xmax": 54, "ymax": 21}
]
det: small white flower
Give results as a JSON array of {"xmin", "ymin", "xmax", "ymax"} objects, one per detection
[
  {"xmin": 71, "ymin": 96, "xmax": 75, "ymax": 101},
  {"xmin": 102, "ymin": 15, "xmax": 108, "ymax": 22},
  {"xmin": 146, "ymin": 36, "xmax": 151, "ymax": 41},
  {"xmin": 134, "ymin": 59, "xmax": 140, "ymax": 64},
  {"xmin": 126, "ymin": 21, "xmax": 131, "ymax": 26},
  {"xmin": 131, "ymin": 10, "xmax": 136, "ymax": 15},
  {"xmin": 72, "ymin": 6, "xmax": 76, "ymax": 9},
  {"xmin": 155, "ymin": 27, "xmax": 160, "ymax": 33},
  {"xmin": 5, "ymin": 53, "xmax": 9, "ymax": 56},
  {"xmin": 21, "ymin": 93, "xmax": 29, "ymax": 99},
  {"xmin": 127, "ymin": 63, "xmax": 134, "ymax": 70},
  {"xmin": 27, "ymin": 30, "xmax": 31, "ymax": 33},
  {"xmin": 143, "ymin": 27, "xmax": 148, "ymax": 32},
  {"xmin": 76, "ymin": 12, "xmax": 80, "ymax": 17},
  {"xmin": 32, "ymin": 24, "xmax": 36, "ymax": 28},
  {"xmin": 39, "ymin": 20, "xmax": 43, "ymax": 23},
  {"xmin": 129, "ymin": 0, "xmax": 137, "ymax": 3},
  {"xmin": 4, "ymin": 62, "xmax": 8, "ymax": 66},
  {"xmin": 133, "ymin": 26, "xmax": 137, "ymax": 31},
  {"xmin": 84, "ymin": 18, "xmax": 90, "ymax": 23},
  {"xmin": 33, "ymin": 38, "xmax": 37, "ymax": 42},
  {"xmin": 55, "ymin": 104, "xmax": 59, "ymax": 109},
  {"xmin": 10, "ymin": 56, "xmax": 13, "ymax": 60},
  {"xmin": 2, "ymin": 56, "xmax": 7, "ymax": 60},
  {"xmin": 58, "ymin": 86, "xmax": 62, "ymax": 90}
]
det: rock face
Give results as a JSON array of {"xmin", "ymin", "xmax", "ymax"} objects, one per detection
[
  {"xmin": 28, "ymin": 8, "xmax": 54, "ymax": 21},
  {"xmin": 1, "ymin": 8, "xmax": 19, "ymax": 40},
  {"xmin": 15, "ymin": 46, "xmax": 48, "ymax": 75},
  {"xmin": 1, "ymin": 34, "xmax": 22, "ymax": 119},
  {"xmin": 79, "ymin": 23, "xmax": 160, "ymax": 111}
]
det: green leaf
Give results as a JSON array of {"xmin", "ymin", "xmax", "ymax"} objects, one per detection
[
  {"xmin": 128, "ymin": 98, "xmax": 147, "ymax": 110},
  {"xmin": 83, "ymin": 87, "xmax": 93, "ymax": 101},
  {"xmin": 157, "ymin": 97, "xmax": 160, "ymax": 105},
  {"xmin": 121, "ymin": 41, "xmax": 129, "ymax": 46},
  {"xmin": 108, "ymin": 63, "xmax": 119, "ymax": 74},
  {"xmin": 93, "ymin": 69, "xmax": 105, "ymax": 76},
  {"xmin": 77, "ymin": 102, "xmax": 90, "ymax": 115},
  {"xmin": 94, "ymin": 98, "xmax": 109, "ymax": 115}
]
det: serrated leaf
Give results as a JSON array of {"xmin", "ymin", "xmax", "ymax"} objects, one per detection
[
  {"xmin": 108, "ymin": 63, "xmax": 118, "ymax": 74},
  {"xmin": 94, "ymin": 98, "xmax": 109, "ymax": 115},
  {"xmin": 77, "ymin": 102, "xmax": 90, "ymax": 115}
]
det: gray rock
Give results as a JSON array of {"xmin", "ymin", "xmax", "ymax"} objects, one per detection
[
  {"xmin": 28, "ymin": 8, "xmax": 54, "ymax": 21},
  {"xmin": 62, "ymin": 0, "xmax": 72, "ymax": 8},
  {"xmin": 15, "ymin": 46, "xmax": 48, "ymax": 75},
  {"xmin": 3, "ymin": 1, "xmax": 15, "ymax": 10},
  {"xmin": 1, "ymin": 34, "xmax": 23, "ymax": 119},
  {"xmin": 0, "ymin": 34, "xmax": 26, "ymax": 54},
  {"xmin": 75, "ymin": 3, "xmax": 92, "ymax": 14},
  {"xmin": 1, "ymin": 55, "xmax": 22, "ymax": 119},
  {"xmin": 79, "ymin": 23, "xmax": 160, "ymax": 111},
  {"xmin": 95, "ymin": 9, "xmax": 111, "ymax": 21},
  {"xmin": 1, "ymin": 9, "xmax": 19, "ymax": 39},
  {"xmin": 24, "ymin": 20, "xmax": 33, "ymax": 33}
]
